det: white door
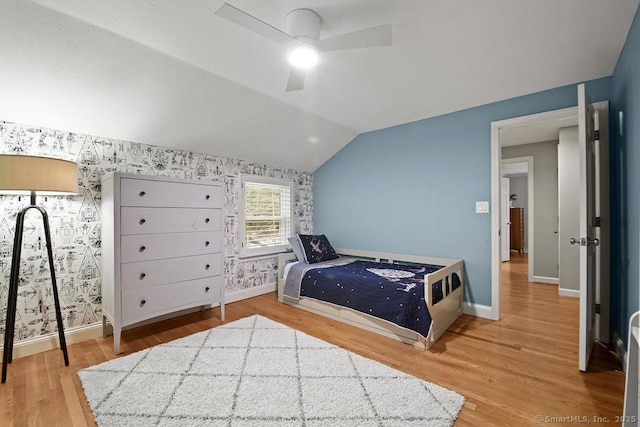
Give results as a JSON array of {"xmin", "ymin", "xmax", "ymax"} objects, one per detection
[
  {"xmin": 577, "ymin": 84, "xmax": 598, "ymax": 372},
  {"xmin": 558, "ymin": 127, "xmax": 580, "ymax": 293},
  {"xmin": 501, "ymin": 177, "xmax": 511, "ymax": 262}
]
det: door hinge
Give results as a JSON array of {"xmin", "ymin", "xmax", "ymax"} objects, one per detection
[
  {"xmin": 595, "ymin": 217, "xmax": 601, "ymax": 227},
  {"xmin": 595, "ymin": 304, "xmax": 601, "ymax": 314},
  {"xmin": 593, "ymin": 130, "xmax": 600, "ymax": 140}
]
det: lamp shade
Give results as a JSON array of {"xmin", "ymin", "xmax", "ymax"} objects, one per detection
[{"xmin": 0, "ymin": 155, "xmax": 78, "ymax": 194}]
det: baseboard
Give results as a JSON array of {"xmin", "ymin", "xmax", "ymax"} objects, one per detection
[
  {"xmin": 103, "ymin": 284, "xmax": 277, "ymax": 333},
  {"xmin": 533, "ymin": 276, "xmax": 559, "ymax": 285},
  {"xmin": 462, "ymin": 302, "xmax": 493, "ymax": 319},
  {"xmin": 2, "ymin": 283, "xmax": 277, "ymax": 360},
  {"xmin": 613, "ymin": 330, "xmax": 627, "ymax": 373},
  {"xmin": 558, "ymin": 288, "xmax": 580, "ymax": 298},
  {"xmin": 226, "ymin": 283, "xmax": 276, "ymax": 303},
  {"xmin": 0, "ymin": 322, "xmax": 103, "ymax": 360}
]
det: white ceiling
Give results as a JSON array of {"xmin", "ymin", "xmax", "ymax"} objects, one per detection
[
  {"xmin": 501, "ymin": 116, "xmax": 579, "ymax": 147},
  {"xmin": 0, "ymin": 0, "xmax": 638, "ymax": 172}
]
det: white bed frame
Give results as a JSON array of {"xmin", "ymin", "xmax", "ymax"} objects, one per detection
[{"xmin": 277, "ymin": 248, "xmax": 464, "ymax": 349}]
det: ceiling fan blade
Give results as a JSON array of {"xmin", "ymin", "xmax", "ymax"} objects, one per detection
[
  {"xmin": 318, "ymin": 24, "xmax": 392, "ymax": 52},
  {"xmin": 215, "ymin": 3, "xmax": 293, "ymax": 46},
  {"xmin": 286, "ymin": 68, "xmax": 306, "ymax": 91}
]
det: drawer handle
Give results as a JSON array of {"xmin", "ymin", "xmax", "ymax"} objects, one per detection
[
  {"xmin": 205, "ymin": 264, "xmax": 210, "ymax": 270},
  {"xmin": 139, "ymin": 246, "xmax": 146, "ymax": 253},
  {"xmin": 140, "ymin": 299, "xmax": 146, "ymax": 307},
  {"xmin": 139, "ymin": 273, "xmax": 146, "ymax": 280},
  {"xmin": 205, "ymin": 241, "xmax": 210, "ymax": 247},
  {"xmin": 139, "ymin": 191, "xmax": 146, "ymax": 197},
  {"xmin": 205, "ymin": 218, "xmax": 210, "ymax": 223},
  {"xmin": 205, "ymin": 287, "xmax": 210, "ymax": 293},
  {"xmin": 205, "ymin": 195, "xmax": 210, "ymax": 200},
  {"xmin": 139, "ymin": 218, "xmax": 146, "ymax": 225}
]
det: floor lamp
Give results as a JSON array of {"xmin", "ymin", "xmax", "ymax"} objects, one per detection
[{"xmin": 0, "ymin": 155, "xmax": 78, "ymax": 383}]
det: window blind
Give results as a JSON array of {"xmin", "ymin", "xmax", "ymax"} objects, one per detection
[{"xmin": 244, "ymin": 181, "xmax": 291, "ymax": 248}]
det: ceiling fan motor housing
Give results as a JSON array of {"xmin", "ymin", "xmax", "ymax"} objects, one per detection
[{"xmin": 286, "ymin": 8, "xmax": 322, "ymax": 43}]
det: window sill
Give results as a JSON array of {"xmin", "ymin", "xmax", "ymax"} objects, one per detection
[{"xmin": 238, "ymin": 249, "xmax": 292, "ymax": 261}]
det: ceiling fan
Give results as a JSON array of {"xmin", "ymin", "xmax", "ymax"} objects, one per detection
[{"xmin": 215, "ymin": 3, "xmax": 393, "ymax": 91}]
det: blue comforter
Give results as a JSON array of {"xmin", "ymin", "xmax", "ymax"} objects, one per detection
[{"xmin": 288, "ymin": 259, "xmax": 455, "ymax": 338}]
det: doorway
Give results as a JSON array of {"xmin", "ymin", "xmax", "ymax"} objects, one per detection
[
  {"xmin": 490, "ymin": 102, "xmax": 610, "ymax": 346},
  {"xmin": 501, "ymin": 157, "xmax": 534, "ymax": 283}
]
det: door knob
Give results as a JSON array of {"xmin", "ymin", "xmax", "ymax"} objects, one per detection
[{"xmin": 570, "ymin": 237, "xmax": 600, "ymax": 246}]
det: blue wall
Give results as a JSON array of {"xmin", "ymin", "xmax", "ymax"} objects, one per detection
[
  {"xmin": 314, "ymin": 78, "xmax": 612, "ymax": 307},
  {"xmin": 611, "ymin": 6, "xmax": 640, "ymax": 346}
]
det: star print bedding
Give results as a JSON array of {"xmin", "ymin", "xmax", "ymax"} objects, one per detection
[{"xmin": 283, "ymin": 258, "xmax": 461, "ymax": 339}]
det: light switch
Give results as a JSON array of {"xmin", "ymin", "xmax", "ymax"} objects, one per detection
[{"xmin": 475, "ymin": 201, "xmax": 489, "ymax": 213}]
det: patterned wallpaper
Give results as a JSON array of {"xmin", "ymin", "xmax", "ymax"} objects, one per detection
[{"xmin": 0, "ymin": 121, "xmax": 313, "ymax": 345}]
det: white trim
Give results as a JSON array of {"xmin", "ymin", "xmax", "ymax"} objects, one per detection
[
  {"xmin": 492, "ymin": 107, "xmax": 578, "ymax": 321},
  {"xmin": 533, "ymin": 276, "xmax": 559, "ymax": 285},
  {"xmin": 238, "ymin": 251, "xmax": 292, "ymax": 261},
  {"xmin": 239, "ymin": 174, "xmax": 294, "ymax": 258},
  {"xmin": 558, "ymin": 288, "xmax": 580, "ymax": 298},
  {"xmin": 462, "ymin": 302, "xmax": 493, "ymax": 319},
  {"xmin": 502, "ymin": 156, "xmax": 535, "ymax": 282},
  {"xmin": 3, "ymin": 284, "xmax": 278, "ymax": 360},
  {"xmin": 614, "ymin": 329, "xmax": 627, "ymax": 373},
  {"xmin": 491, "ymin": 122, "xmax": 502, "ymax": 320},
  {"xmin": 0, "ymin": 323, "xmax": 102, "ymax": 360},
  {"xmin": 226, "ymin": 283, "xmax": 276, "ymax": 303},
  {"xmin": 491, "ymin": 102, "xmax": 607, "ymax": 321}
]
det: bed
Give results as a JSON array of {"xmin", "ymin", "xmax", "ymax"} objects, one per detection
[{"xmin": 278, "ymin": 247, "xmax": 464, "ymax": 349}]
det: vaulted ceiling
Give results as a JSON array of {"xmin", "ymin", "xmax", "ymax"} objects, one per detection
[{"xmin": 1, "ymin": 0, "xmax": 638, "ymax": 171}]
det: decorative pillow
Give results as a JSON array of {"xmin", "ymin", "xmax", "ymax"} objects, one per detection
[
  {"xmin": 287, "ymin": 236, "xmax": 305, "ymax": 262},
  {"xmin": 296, "ymin": 234, "xmax": 339, "ymax": 264}
]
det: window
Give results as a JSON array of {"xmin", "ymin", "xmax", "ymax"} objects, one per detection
[{"xmin": 239, "ymin": 175, "xmax": 293, "ymax": 257}]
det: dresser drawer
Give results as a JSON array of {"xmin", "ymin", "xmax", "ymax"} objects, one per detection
[
  {"xmin": 120, "ymin": 231, "xmax": 221, "ymax": 262},
  {"xmin": 121, "ymin": 276, "xmax": 222, "ymax": 325},
  {"xmin": 121, "ymin": 178, "xmax": 223, "ymax": 208},
  {"xmin": 121, "ymin": 253, "xmax": 222, "ymax": 291},
  {"xmin": 120, "ymin": 207, "xmax": 221, "ymax": 235}
]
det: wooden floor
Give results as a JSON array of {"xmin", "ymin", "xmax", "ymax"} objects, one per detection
[{"xmin": 0, "ymin": 254, "xmax": 625, "ymax": 426}]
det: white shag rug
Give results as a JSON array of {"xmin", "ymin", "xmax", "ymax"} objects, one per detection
[{"xmin": 79, "ymin": 315, "xmax": 464, "ymax": 426}]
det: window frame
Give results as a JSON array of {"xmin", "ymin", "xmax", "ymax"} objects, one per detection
[{"xmin": 239, "ymin": 174, "xmax": 294, "ymax": 258}]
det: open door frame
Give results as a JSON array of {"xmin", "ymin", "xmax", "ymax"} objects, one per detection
[
  {"xmin": 500, "ymin": 177, "xmax": 511, "ymax": 262},
  {"xmin": 501, "ymin": 156, "xmax": 534, "ymax": 282},
  {"xmin": 490, "ymin": 99, "xmax": 610, "ymax": 351}
]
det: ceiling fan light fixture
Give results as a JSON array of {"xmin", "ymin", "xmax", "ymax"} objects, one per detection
[{"xmin": 287, "ymin": 42, "xmax": 319, "ymax": 69}]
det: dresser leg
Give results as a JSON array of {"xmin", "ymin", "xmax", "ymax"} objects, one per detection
[
  {"xmin": 220, "ymin": 302, "xmax": 225, "ymax": 322},
  {"xmin": 113, "ymin": 325, "xmax": 121, "ymax": 355},
  {"xmin": 102, "ymin": 316, "xmax": 110, "ymax": 338}
]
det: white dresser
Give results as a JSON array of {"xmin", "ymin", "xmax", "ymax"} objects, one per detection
[{"xmin": 101, "ymin": 172, "xmax": 225, "ymax": 354}]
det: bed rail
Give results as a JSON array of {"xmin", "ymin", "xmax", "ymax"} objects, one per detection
[{"xmin": 277, "ymin": 247, "xmax": 464, "ymax": 349}]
